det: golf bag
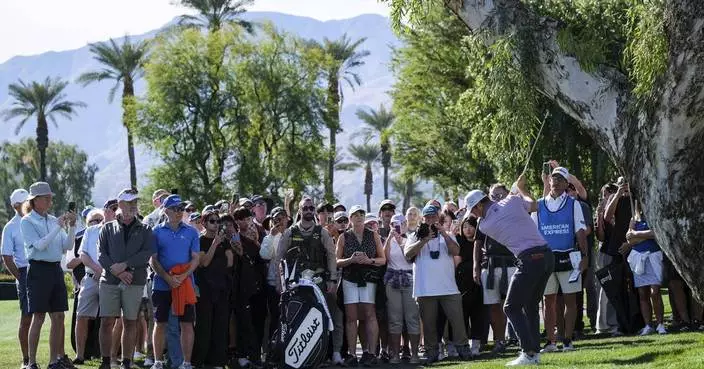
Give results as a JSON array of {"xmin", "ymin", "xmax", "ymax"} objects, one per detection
[
  {"xmin": 267, "ymin": 261, "xmax": 333, "ymax": 369},
  {"xmin": 596, "ymin": 257, "xmax": 644, "ymax": 334}
]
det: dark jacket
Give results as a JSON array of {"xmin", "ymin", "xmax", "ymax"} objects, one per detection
[
  {"xmin": 98, "ymin": 218, "xmax": 155, "ymax": 285},
  {"xmin": 234, "ymin": 235, "xmax": 267, "ymax": 301}
]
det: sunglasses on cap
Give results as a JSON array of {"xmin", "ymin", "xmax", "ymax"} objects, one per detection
[
  {"xmin": 301, "ymin": 206, "xmax": 316, "ymax": 212},
  {"xmin": 124, "ymin": 188, "xmax": 139, "ymax": 195},
  {"xmin": 380, "ymin": 205, "xmax": 395, "ymax": 211},
  {"xmin": 336, "ymin": 218, "xmax": 349, "ymax": 224}
]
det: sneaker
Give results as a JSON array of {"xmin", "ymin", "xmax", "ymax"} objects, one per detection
[
  {"xmin": 656, "ymin": 323, "xmax": 667, "ymax": 335},
  {"xmin": 409, "ymin": 355, "xmax": 421, "ymax": 365},
  {"xmin": 436, "ymin": 343, "xmax": 446, "ymax": 361},
  {"xmin": 457, "ymin": 344, "xmax": 472, "ymax": 361},
  {"xmin": 379, "ymin": 351, "xmax": 390, "ymax": 364},
  {"xmin": 366, "ymin": 356, "xmax": 378, "ymax": 367},
  {"xmin": 562, "ymin": 342, "xmax": 575, "ymax": 352},
  {"xmin": 332, "ymin": 352, "xmax": 345, "ymax": 366},
  {"xmin": 60, "ymin": 356, "xmax": 78, "ymax": 369},
  {"xmin": 491, "ymin": 341, "xmax": 507, "ymax": 356},
  {"xmin": 539, "ymin": 343, "xmax": 558, "ymax": 353},
  {"xmin": 71, "ymin": 358, "xmax": 84, "ymax": 366},
  {"xmin": 506, "ymin": 338, "xmax": 519, "ymax": 347},
  {"xmin": 98, "ymin": 362, "xmax": 111, "ymax": 369},
  {"xmin": 343, "ymin": 356, "xmax": 358, "ymax": 367},
  {"xmin": 177, "ymin": 363, "xmax": 193, "ymax": 369},
  {"xmin": 149, "ymin": 362, "xmax": 164, "ymax": 369},
  {"xmin": 48, "ymin": 363, "xmax": 63, "ymax": 369},
  {"xmin": 143, "ymin": 358, "xmax": 155, "ymax": 367},
  {"xmin": 639, "ymin": 325, "xmax": 654, "ymax": 336},
  {"xmin": 401, "ymin": 347, "xmax": 411, "ymax": 361},
  {"xmin": 610, "ymin": 326, "xmax": 623, "ymax": 337},
  {"xmin": 470, "ymin": 340, "xmax": 481, "ymax": 358},
  {"xmin": 445, "ymin": 343, "xmax": 459, "ymax": 358},
  {"xmin": 505, "ymin": 352, "xmax": 538, "ymax": 366},
  {"xmin": 388, "ymin": 356, "xmax": 401, "ymax": 365},
  {"xmin": 133, "ymin": 352, "xmax": 145, "ymax": 361},
  {"xmin": 423, "ymin": 354, "xmax": 440, "ymax": 366}
]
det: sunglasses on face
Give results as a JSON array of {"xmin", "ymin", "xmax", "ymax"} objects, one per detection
[
  {"xmin": 381, "ymin": 206, "xmax": 395, "ymax": 212},
  {"xmin": 169, "ymin": 206, "xmax": 185, "ymax": 212},
  {"xmin": 88, "ymin": 218, "xmax": 103, "ymax": 225},
  {"xmin": 301, "ymin": 206, "xmax": 316, "ymax": 212},
  {"xmin": 336, "ymin": 218, "xmax": 349, "ymax": 224},
  {"xmin": 207, "ymin": 219, "xmax": 219, "ymax": 224},
  {"xmin": 108, "ymin": 206, "xmax": 118, "ymax": 212},
  {"xmin": 185, "ymin": 207, "xmax": 196, "ymax": 213}
]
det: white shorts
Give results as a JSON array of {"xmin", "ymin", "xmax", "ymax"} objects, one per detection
[
  {"xmin": 76, "ymin": 276, "xmax": 100, "ymax": 318},
  {"xmin": 544, "ymin": 270, "xmax": 582, "ymax": 295},
  {"xmin": 633, "ymin": 258, "xmax": 663, "ymax": 288},
  {"xmin": 342, "ymin": 280, "xmax": 376, "ymax": 305},
  {"xmin": 481, "ymin": 267, "xmax": 518, "ymax": 305}
]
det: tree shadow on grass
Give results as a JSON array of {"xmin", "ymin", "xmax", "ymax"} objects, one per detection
[{"xmin": 608, "ymin": 348, "xmax": 687, "ymax": 365}]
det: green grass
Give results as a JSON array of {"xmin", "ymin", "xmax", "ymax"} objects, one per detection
[{"xmin": 0, "ymin": 294, "xmax": 702, "ymax": 369}]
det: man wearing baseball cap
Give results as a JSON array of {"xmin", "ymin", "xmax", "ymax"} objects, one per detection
[
  {"xmin": 465, "ymin": 174, "xmax": 554, "ymax": 366},
  {"xmin": 96, "ymin": 188, "xmax": 154, "ymax": 369},
  {"xmin": 404, "ymin": 204, "xmax": 471, "ymax": 363},
  {"xmin": 20, "ymin": 182, "xmax": 78, "ymax": 369},
  {"xmin": 2, "ymin": 189, "xmax": 31, "ymax": 369},
  {"xmin": 143, "ymin": 189, "xmax": 170, "ymax": 230},
  {"xmin": 531, "ymin": 167, "xmax": 588, "ymax": 353},
  {"xmin": 150, "ymin": 194, "xmax": 200, "ymax": 369}
]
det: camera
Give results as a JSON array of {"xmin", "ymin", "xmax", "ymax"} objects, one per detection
[
  {"xmin": 430, "ymin": 224, "xmax": 438, "ymax": 238},
  {"xmin": 430, "ymin": 250, "xmax": 440, "ymax": 259},
  {"xmin": 68, "ymin": 201, "xmax": 76, "ymax": 213}
]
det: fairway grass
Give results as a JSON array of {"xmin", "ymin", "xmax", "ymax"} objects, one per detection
[{"xmin": 0, "ymin": 299, "xmax": 701, "ymax": 369}]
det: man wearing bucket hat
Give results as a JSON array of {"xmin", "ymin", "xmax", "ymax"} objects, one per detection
[
  {"xmin": 20, "ymin": 182, "xmax": 78, "ymax": 369},
  {"xmin": 2, "ymin": 188, "xmax": 31, "ymax": 369},
  {"xmin": 465, "ymin": 174, "xmax": 554, "ymax": 366}
]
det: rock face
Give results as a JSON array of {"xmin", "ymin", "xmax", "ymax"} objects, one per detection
[
  {"xmin": 448, "ymin": 0, "xmax": 704, "ymax": 301},
  {"xmin": 0, "ymin": 12, "xmax": 401, "ymax": 208}
]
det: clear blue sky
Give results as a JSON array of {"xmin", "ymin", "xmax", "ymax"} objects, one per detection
[{"xmin": 0, "ymin": 0, "xmax": 389, "ymax": 63}]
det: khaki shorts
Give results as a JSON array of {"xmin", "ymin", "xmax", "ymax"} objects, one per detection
[
  {"xmin": 76, "ymin": 277, "xmax": 100, "ymax": 318},
  {"xmin": 99, "ymin": 283, "xmax": 145, "ymax": 320},
  {"xmin": 543, "ymin": 271, "xmax": 582, "ymax": 295}
]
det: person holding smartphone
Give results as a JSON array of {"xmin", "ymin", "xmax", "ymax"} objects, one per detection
[
  {"xmin": 192, "ymin": 210, "xmax": 234, "ymax": 368},
  {"xmin": 20, "ymin": 182, "xmax": 78, "ymax": 369},
  {"xmin": 383, "ymin": 214, "xmax": 421, "ymax": 364}
]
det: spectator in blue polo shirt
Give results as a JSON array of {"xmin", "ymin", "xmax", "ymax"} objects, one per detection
[
  {"xmin": 2, "ymin": 188, "xmax": 31, "ymax": 369},
  {"xmin": 149, "ymin": 195, "xmax": 200, "ymax": 369},
  {"xmin": 20, "ymin": 182, "xmax": 78, "ymax": 369}
]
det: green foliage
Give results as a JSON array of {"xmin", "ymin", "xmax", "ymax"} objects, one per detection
[
  {"xmin": 176, "ymin": 0, "xmax": 255, "ymax": 33},
  {"xmin": 0, "ymin": 139, "xmax": 97, "ymax": 224},
  {"xmin": 623, "ymin": 0, "xmax": 668, "ymax": 98},
  {"xmin": 136, "ymin": 25, "xmax": 329, "ymax": 204}
]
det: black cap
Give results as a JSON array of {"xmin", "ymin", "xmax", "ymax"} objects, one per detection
[
  {"xmin": 103, "ymin": 198, "xmax": 118, "ymax": 209},
  {"xmin": 316, "ymin": 202, "xmax": 334, "ymax": 213},
  {"xmin": 232, "ymin": 206, "xmax": 253, "ymax": 220}
]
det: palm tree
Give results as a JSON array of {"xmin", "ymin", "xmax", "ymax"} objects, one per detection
[
  {"xmin": 2, "ymin": 77, "xmax": 85, "ymax": 181},
  {"xmin": 355, "ymin": 104, "xmax": 395, "ymax": 199},
  {"xmin": 320, "ymin": 34, "xmax": 370, "ymax": 201},
  {"xmin": 342, "ymin": 142, "xmax": 380, "ymax": 212},
  {"xmin": 391, "ymin": 175, "xmax": 424, "ymax": 212},
  {"xmin": 77, "ymin": 36, "xmax": 148, "ymax": 188},
  {"xmin": 176, "ymin": 0, "xmax": 255, "ymax": 33}
]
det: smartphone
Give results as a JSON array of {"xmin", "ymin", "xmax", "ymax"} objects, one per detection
[
  {"xmin": 452, "ymin": 219, "xmax": 460, "ymax": 228},
  {"xmin": 394, "ymin": 224, "xmax": 401, "ymax": 234},
  {"xmin": 68, "ymin": 201, "xmax": 76, "ymax": 213},
  {"xmin": 232, "ymin": 233, "xmax": 241, "ymax": 243},
  {"xmin": 171, "ymin": 188, "xmax": 179, "ymax": 195},
  {"xmin": 542, "ymin": 162, "xmax": 551, "ymax": 175}
]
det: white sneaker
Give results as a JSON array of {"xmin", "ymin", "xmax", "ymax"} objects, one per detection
[
  {"xmin": 639, "ymin": 325, "xmax": 654, "ymax": 336},
  {"xmin": 149, "ymin": 362, "xmax": 164, "ymax": 369},
  {"xmin": 144, "ymin": 358, "xmax": 155, "ymax": 367},
  {"xmin": 540, "ymin": 343, "xmax": 559, "ymax": 353},
  {"xmin": 506, "ymin": 352, "xmax": 538, "ymax": 366},
  {"xmin": 446, "ymin": 343, "xmax": 459, "ymax": 358},
  {"xmin": 133, "ymin": 352, "xmax": 145, "ymax": 361},
  {"xmin": 656, "ymin": 323, "xmax": 667, "ymax": 335},
  {"xmin": 177, "ymin": 363, "xmax": 193, "ymax": 369}
]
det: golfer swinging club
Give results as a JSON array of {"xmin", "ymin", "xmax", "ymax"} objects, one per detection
[{"xmin": 465, "ymin": 174, "xmax": 554, "ymax": 366}]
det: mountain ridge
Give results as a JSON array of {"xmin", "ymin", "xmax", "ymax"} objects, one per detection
[{"xmin": 0, "ymin": 11, "xmax": 401, "ymax": 208}]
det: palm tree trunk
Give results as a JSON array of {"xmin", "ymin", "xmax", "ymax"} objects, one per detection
[
  {"xmin": 328, "ymin": 130, "xmax": 336, "ymax": 201},
  {"xmin": 36, "ymin": 115, "xmax": 49, "ymax": 181},
  {"xmin": 365, "ymin": 165, "xmax": 373, "ymax": 212},
  {"xmin": 325, "ymin": 75, "xmax": 341, "ymax": 202},
  {"xmin": 123, "ymin": 81, "xmax": 138, "ymax": 188},
  {"xmin": 403, "ymin": 177, "xmax": 412, "ymax": 212}
]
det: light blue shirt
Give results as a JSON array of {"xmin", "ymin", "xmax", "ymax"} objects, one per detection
[
  {"xmin": 79, "ymin": 225, "xmax": 101, "ymax": 274},
  {"xmin": 21, "ymin": 210, "xmax": 75, "ymax": 263},
  {"xmin": 1, "ymin": 212, "xmax": 28, "ymax": 268}
]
